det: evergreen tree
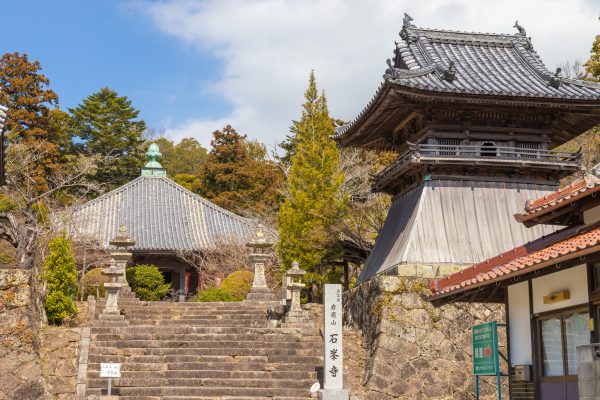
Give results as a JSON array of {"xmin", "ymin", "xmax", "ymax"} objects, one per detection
[
  {"xmin": 199, "ymin": 125, "xmax": 283, "ymax": 215},
  {"xmin": 0, "ymin": 52, "xmax": 68, "ymax": 193},
  {"xmin": 68, "ymin": 87, "xmax": 146, "ymax": 188},
  {"xmin": 154, "ymin": 137, "xmax": 207, "ymax": 176},
  {"xmin": 585, "ymin": 32, "xmax": 600, "ymax": 80},
  {"xmin": 277, "ymin": 72, "xmax": 347, "ymax": 277},
  {"xmin": 43, "ymin": 234, "xmax": 77, "ymax": 324}
]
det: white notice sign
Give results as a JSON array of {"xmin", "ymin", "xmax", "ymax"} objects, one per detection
[
  {"xmin": 100, "ymin": 363, "xmax": 121, "ymax": 378},
  {"xmin": 323, "ymin": 284, "xmax": 343, "ymax": 390}
]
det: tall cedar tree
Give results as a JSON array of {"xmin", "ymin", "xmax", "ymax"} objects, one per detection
[
  {"xmin": 277, "ymin": 72, "xmax": 347, "ymax": 276},
  {"xmin": 199, "ymin": 125, "xmax": 283, "ymax": 215},
  {"xmin": 69, "ymin": 87, "xmax": 146, "ymax": 188},
  {"xmin": 0, "ymin": 52, "xmax": 69, "ymax": 193}
]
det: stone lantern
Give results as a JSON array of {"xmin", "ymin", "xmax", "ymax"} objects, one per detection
[
  {"xmin": 100, "ymin": 259, "xmax": 123, "ymax": 317},
  {"xmin": 109, "ymin": 225, "xmax": 135, "ymax": 290},
  {"xmin": 284, "ymin": 261, "xmax": 310, "ymax": 324},
  {"xmin": 244, "ymin": 224, "xmax": 278, "ymax": 302}
]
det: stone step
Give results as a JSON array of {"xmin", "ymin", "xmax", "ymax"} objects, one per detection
[
  {"xmin": 89, "ymin": 326, "xmax": 312, "ymax": 336},
  {"xmin": 85, "ymin": 385, "xmax": 312, "ymax": 397},
  {"xmin": 87, "ymin": 377, "xmax": 313, "ymax": 389},
  {"xmin": 86, "ymin": 369, "xmax": 317, "ymax": 380},
  {"xmin": 88, "ymin": 347, "xmax": 318, "ymax": 358},
  {"xmin": 87, "ymin": 361, "xmax": 320, "ymax": 372},
  {"xmin": 91, "ymin": 333, "xmax": 311, "ymax": 341},
  {"xmin": 117, "ymin": 397, "xmax": 311, "ymax": 400},
  {"xmin": 91, "ymin": 339, "xmax": 318, "ymax": 349}
]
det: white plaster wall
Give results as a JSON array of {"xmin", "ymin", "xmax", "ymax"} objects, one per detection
[
  {"xmin": 508, "ymin": 281, "xmax": 532, "ymax": 366},
  {"xmin": 584, "ymin": 205, "xmax": 600, "ymax": 224},
  {"xmin": 532, "ymin": 264, "xmax": 588, "ymax": 314}
]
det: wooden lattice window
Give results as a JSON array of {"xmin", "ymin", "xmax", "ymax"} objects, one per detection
[
  {"xmin": 437, "ymin": 139, "xmax": 462, "ymax": 156},
  {"xmin": 516, "ymin": 142, "xmax": 541, "ymax": 159}
]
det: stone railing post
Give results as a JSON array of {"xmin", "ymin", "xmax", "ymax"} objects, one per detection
[{"xmin": 87, "ymin": 295, "xmax": 96, "ymax": 324}]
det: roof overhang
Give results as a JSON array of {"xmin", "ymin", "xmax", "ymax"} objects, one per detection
[
  {"xmin": 427, "ymin": 225, "xmax": 600, "ymax": 306},
  {"xmin": 335, "ymin": 80, "xmax": 600, "ymax": 150}
]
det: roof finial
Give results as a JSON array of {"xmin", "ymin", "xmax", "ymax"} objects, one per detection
[
  {"xmin": 441, "ymin": 61, "xmax": 457, "ymax": 82},
  {"xmin": 403, "ymin": 13, "xmax": 414, "ymax": 28},
  {"xmin": 513, "ymin": 20, "xmax": 526, "ymax": 36},
  {"xmin": 548, "ymin": 67, "xmax": 562, "ymax": 88},
  {"xmin": 400, "ymin": 13, "xmax": 415, "ymax": 40},
  {"xmin": 384, "ymin": 58, "xmax": 399, "ymax": 80},
  {"xmin": 141, "ymin": 142, "xmax": 167, "ymax": 177}
]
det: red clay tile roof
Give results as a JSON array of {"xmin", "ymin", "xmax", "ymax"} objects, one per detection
[
  {"xmin": 429, "ymin": 225, "xmax": 600, "ymax": 299},
  {"xmin": 515, "ymin": 175, "xmax": 600, "ymax": 224}
]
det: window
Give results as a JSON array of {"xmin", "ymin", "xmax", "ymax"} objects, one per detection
[
  {"xmin": 437, "ymin": 139, "xmax": 462, "ymax": 156},
  {"xmin": 480, "ymin": 142, "xmax": 497, "ymax": 157},
  {"xmin": 539, "ymin": 309, "xmax": 590, "ymax": 377},
  {"xmin": 516, "ymin": 142, "xmax": 541, "ymax": 159}
]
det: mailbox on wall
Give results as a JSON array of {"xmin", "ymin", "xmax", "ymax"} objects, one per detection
[{"xmin": 513, "ymin": 364, "xmax": 532, "ymax": 382}]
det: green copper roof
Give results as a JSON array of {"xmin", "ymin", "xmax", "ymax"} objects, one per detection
[{"xmin": 142, "ymin": 143, "xmax": 166, "ymax": 176}]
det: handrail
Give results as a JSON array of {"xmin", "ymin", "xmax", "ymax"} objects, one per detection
[
  {"xmin": 375, "ymin": 144, "xmax": 581, "ymax": 180},
  {"xmin": 416, "ymin": 144, "xmax": 580, "ymax": 161}
]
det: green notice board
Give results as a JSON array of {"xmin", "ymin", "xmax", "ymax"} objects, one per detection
[{"xmin": 472, "ymin": 321, "xmax": 499, "ymax": 376}]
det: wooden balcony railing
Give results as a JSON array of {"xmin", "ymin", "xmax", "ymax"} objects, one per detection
[
  {"xmin": 375, "ymin": 144, "xmax": 581, "ymax": 182},
  {"xmin": 413, "ymin": 143, "xmax": 581, "ymax": 162}
]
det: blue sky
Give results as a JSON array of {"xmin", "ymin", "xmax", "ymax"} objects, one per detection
[
  {"xmin": 3, "ymin": 1, "xmax": 228, "ymax": 138},
  {"xmin": 3, "ymin": 1, "xmax": 598, "ymax": 148}
]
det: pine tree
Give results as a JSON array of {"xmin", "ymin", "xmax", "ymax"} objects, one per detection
[
  {"xmin": 199, "ymin": 125, "xmax": 283, "ymax": 215},
  {"xmin": 68, "ymin": 87, "xmax": 146, "ymax": 188},
  {"xmin": 277, "ymin": 71, "xmax": 347, "ymax": 277},
  {"xmin": 0, "ymin": 52, "xmax": 67, "ymax": 193},
  {"xmin": 43, "ymin": 234, "xmax": 77, "ymax": 324}
]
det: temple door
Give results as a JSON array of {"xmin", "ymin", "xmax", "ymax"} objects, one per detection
[{"xmin": 537, "ymin": 309, "xmax": 589, "ymax": 400}]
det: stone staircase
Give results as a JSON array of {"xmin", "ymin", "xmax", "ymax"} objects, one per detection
[{"xmin": 85, "ymin": 293, "xmax": 322, "ymax": 399}]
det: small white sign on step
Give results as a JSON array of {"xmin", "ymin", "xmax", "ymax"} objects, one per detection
[{"xmin": 100, "ymin": 363, "xmax": 121, "ymax": 378}]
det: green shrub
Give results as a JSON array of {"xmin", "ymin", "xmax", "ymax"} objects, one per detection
[
  {"xmin": 43, "ymin": 234, "xmax": 77, "ymax": 324},
  {"xmin": 45, "ymin": 291, "xmax": 77, "ymax": 324},
  {"xmin": 126, "ymin": 264, "xmax": 171, "ymax": 301},
  {"xmin": 196, "ymin": 287, "xmax": 235, "ymax": 302},
  {"xmin": 220, "ymin": 270, "xmax": 254, "ymax": 301},
  {"xmin": 78, "ymin": 268, "xmax": 109, "ymax": 299}
]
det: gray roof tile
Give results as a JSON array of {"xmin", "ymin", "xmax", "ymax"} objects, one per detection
[{"xmin": 69, "ymin": 176, "xmax": 261, "ymax": 251}]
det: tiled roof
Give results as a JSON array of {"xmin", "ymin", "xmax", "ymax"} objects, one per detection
[
  {"xmin": 335, "ymin": 21, "xmax": 600, "ymax": 141},
  {"xmin": 68, "ymin": 176, "xmax": 261, "ymax": 251},
  {"xmin": 388, "ymin": 27, "xmax": 600, "ymax": 99},
  {"xmin": 515, "ymin": 174, "xmax": 600, "ymax": 224},
  {"xmin": 429, "ymin": 225, "xmax": 600, "ymax": 299}
]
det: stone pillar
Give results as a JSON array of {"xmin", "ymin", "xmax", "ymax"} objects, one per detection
[
  {"xmin": 244, "ymin": 224, "xmax": 278, "ymax": 302},
  {"xmin": 284, "ymin": 261, "xmax": 310, "ymax": 324},
  {"xmin": 109, "ymin": 225, "xmax": 135, "ymax": 290}
]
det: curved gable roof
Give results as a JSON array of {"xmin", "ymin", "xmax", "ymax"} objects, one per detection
[{"xmin": 68, "ymin": 176, "xmax": 259, "ymax": 251}]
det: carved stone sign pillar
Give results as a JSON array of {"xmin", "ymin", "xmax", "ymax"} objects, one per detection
[{"xmin": 321, "ymin": 284, "xmax": 349, "ymax": 400}]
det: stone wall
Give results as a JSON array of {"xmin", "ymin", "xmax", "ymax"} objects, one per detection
[
  {"xmin": 0, "ymin": 269, "xmax": 50, "ymax": 399},
  {"xmin": 343, "ymin": 274, "xmax": 508, "ymax": 400},
  {"xmin": 40, "ymin": 327, "xmax": 82, "ymax": 399}
]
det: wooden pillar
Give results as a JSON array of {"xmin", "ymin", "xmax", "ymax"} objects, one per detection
[{"xmin": 343, "ymin": 261, "xmax": 350, "ymax": 292}]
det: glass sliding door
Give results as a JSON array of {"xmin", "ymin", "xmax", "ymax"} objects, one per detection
[{"xmin": 537, "ymin": 309, "xmax": 590, "ymax": 400}]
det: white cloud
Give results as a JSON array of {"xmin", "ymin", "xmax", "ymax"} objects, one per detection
[{"xmin": 136, "ymin": 0, "xmax": 598, "ymax": 147}]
